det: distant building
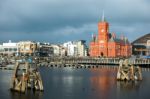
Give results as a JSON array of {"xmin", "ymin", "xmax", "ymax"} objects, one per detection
[
  {"xmin": 132, "ymin": 33, "xmax": 150, "ymax": 56},
  {"xmin": 51, "ymin": 44, "xmax": 61, "ymax": 56},
  {"xmin": 32, "ymin": 42, "xmax": 66, "ymax": 57},
  {"xmin": 59, "ymin": 45, "xmax": 67, "ymax": 57},
  {"xmin": 36, "ymin": 42, "xmax": 54, "ymax": 57},
  {"xmin": 63, "ymin": 41, "xmax": 77, "ymax": 56},
  {"xmin": 147, "ymin": 40, "xmax": 150, "ymax": 56},
  {"xmin": 0, "ymin": 40, "xmax": 18, "ymax": 56},
  {"xmin": 76, "ymin": 40, "xmax": 87, "ymax": 57},
  {"xmin": 63, "ymin": 40, "xmax": 87, "ymax": 57},
  {"xmin": 89, "ymin": 14, "xmax": 132, "ymax": 57},
  {"xmin": 17, "ymin": 41, "xmax": 37, "ymax": 55}
]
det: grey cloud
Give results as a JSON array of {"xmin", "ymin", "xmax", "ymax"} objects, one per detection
[{"xmin": 0, "ymin": 0, "xmax": 149, "ymax": 43}]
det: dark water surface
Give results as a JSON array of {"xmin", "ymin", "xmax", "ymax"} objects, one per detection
[{"xmin": 0, "ymin": 67, "xmax": 150, "ymax": 99}]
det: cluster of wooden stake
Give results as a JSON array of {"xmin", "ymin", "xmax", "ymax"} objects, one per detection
[
  {"xmin": 10, "ymin": 62, "xmax": 44, "ymax": 93},
  {"xmin": 117, "ymin": 59, "xmax": 142, "ymax": 81}
]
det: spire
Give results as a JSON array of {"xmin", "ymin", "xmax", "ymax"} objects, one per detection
[
  {"xmin": 92, "ymin": 33, "xmax": 94, "ymax": 39},
  {"xmin": 92, "ymin": 33, "xmax": 96, "ymax": 42},
  {"xmin": 102, "ymin": 10, "xmax": 105, "ymax": 22}
]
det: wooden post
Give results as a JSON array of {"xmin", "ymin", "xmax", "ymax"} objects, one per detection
[
  {"xmin": 130, "ymin": 65, "xmax": 134, "ymax": 81},
  {"xmin": 10, "ymin": 61, "xmax": 44, "ymax": 93},
  {"xmin": 117, "ymin": 59, "xmax": 143, "ymax": 81},
  {"xmin": 136, "ymin": 66, "xmax": 142, "ymax": 80}
]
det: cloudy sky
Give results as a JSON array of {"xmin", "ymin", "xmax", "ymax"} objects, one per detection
[{"xmin": 0, "ymin": 0, "xmax": 150, "ymax": 44}]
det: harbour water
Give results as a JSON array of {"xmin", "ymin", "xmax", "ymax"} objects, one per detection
[{"xmin": 0, "ymin": 66, "xmax": 150, "ymax": 99}]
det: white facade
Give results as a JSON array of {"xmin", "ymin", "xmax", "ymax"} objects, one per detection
[
  {"xmin": 51, "ymin": 44, "xmax": 61, "ymax": 56},
  {"xmin": 0, "ymin": 40, "xmax": 18, "ymax": 55},
  {"xmin": 63, "ymin": 40, "xmax": 87, "ymax": 57},
  {"xmin": 76, "ymin": 40, "xmax": 87, "ymax": 57},
  {"xmin": 147, "ymin": 40, "xmax": 150, "ymax": 55},
  {"xmin": 63, "ymin": 41, "xmax": 77, "ymax": 56},
  {"xmin": 59, "ymin": 45, "xmax": 66, "ymax": 56}
]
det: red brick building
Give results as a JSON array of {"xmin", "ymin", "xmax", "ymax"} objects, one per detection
[{"xmin": 89, "ymin": 15, "xmax": 132, "ymax": 57}]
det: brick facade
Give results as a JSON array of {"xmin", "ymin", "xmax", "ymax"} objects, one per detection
[{"xmin": 89, "ymin": 19, "xmax": 132, "ymax": 58}]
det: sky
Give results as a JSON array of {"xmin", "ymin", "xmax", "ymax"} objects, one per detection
[{"xmin": 0, "ymin": 0, "xmax": 150, "ymax": 44}]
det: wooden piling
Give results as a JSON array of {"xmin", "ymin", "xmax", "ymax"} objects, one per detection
[
  {"xmin": 117, "ymin": 59, "xmax": 143, "ymax": 81},
  {"xmin": 10, "ymin": 61, "xmax": 44, "ymax": 93}
]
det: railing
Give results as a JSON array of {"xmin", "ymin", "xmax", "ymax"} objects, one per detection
[
  {"xmin": 45, "ymin": 57, "xmax": 150, "ymax": 66},
  {"xmin": 0, "ymin": 56, "xmax": 150, "ymax": 67}
]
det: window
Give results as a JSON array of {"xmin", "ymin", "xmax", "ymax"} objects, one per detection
[{"xmin": 4, "ymin": 48, "xmax": 8, "ymax": 51}]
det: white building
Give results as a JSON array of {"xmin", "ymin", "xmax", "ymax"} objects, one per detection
[
  {"xmin": 76, "ymin": 40, "xmax": 87, "ymax": 57},
  {"xmin": 50, "ymin": 44, "xmax": 64, "ymax": 56},
  {"xmin": 59, "ymin": 45, "xmax": 67, "ymax": 57},
  {"xmin": 147, "ymin": 40, "xmax": 150, "ymax": 55},
  {"xmin": 63, "ymin": 40, "xmax": 87, "ymax": 57},
  {"xmin": 63, "ymin": 41, "xmax": 77, "ymax": 56},
  {"xmin": 0, "ymin": 40, "xmax": 18, "ymax": 55}
]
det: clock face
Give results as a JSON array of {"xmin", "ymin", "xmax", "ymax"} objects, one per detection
[
  {"xmin": 101, "ymin": 29, "xmax": 104, "ymax": 32},
  {"xmin": 100, "ymin": 40, "xmax": 104, "ymax": 43}
]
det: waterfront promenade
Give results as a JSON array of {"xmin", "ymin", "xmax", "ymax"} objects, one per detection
[
  {"xmin": 0, "ymin": 56, "xmax": 150, "ymax": 70},
  {"xmin": 45, "ymin": 57, "xmax": 150, "ymax": 66}
]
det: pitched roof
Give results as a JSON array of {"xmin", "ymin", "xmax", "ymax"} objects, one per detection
[{"xmin": 109, "ymin": 33, "xmax": 130, "ymax": 45}]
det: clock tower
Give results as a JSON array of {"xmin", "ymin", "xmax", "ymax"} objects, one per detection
[
  {"xmin": 89, "ymin": 12, "xmax": 131, "ymax": 57},
  {"xmin": 97, "ymin": 12, "xmax": 109, "ymax": 56}
]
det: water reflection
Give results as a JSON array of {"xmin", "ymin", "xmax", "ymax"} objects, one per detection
[
  {"xmin": 117, "ymin": 81, "xmax": 142, "ymax": 91},
  {"xmin": 0, "ymin": 67, "xmax": 150, "ymax": 99},
  {"xmin": 116, "ymin": 81, "xmax": 143, "ymax": 99},
  {"xmin": 10, "ymin": 90, "xmax": 43, "ymax": 99},
  {"xmin": 90, "ymin": 68, "xmax": 116, "ymax": 99}
]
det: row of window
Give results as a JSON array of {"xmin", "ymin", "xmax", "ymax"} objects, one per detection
[{"xmin": 0, "ymin": 48, "xmax": 17, "ymax": 52}]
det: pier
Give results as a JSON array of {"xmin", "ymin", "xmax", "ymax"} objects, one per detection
[
  {"xmin": 37, "ymin": 57, "xmax": 150, "ymax": 67},
  {"xmin": 0, "ymin": 56, "xmax": 150, "ymax": 70}
]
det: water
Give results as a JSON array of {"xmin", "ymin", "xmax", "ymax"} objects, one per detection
[{"xmin": 0, "ymin": 67, "xmax": 150, "ymax": 99}]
